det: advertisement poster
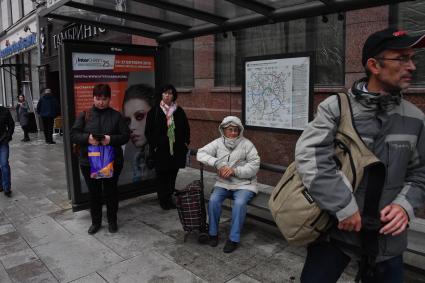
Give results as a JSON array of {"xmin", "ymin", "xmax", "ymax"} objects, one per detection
[
  {"xmin": 71, "ymin": 52, "xmax": 156, "ymax": 191},
  {"xmin": 243, "ymin": 53, "xmax": 313, "ymax": 132},
  {"xmin": 61, "ymin": 41, "xmax": 159, "ymax": 210}
]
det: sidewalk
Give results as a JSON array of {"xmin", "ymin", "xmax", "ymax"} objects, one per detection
[{"xmin": 0, "ymin": 128, "xmax": 422, "ymax": 282}]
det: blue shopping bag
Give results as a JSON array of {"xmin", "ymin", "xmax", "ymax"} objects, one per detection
[{"xmin": 88, "ymin": 145, "xmax": 115, "ymax": 179}]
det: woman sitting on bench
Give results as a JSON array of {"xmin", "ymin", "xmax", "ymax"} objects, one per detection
[{"xmin": 197, "ymin": 116, "xmax": 260, "ymax": 253}]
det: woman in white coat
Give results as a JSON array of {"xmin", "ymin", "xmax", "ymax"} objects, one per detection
[{"xmin": 197, "ymin": 116, "xmax": 260, "ymax": 253}]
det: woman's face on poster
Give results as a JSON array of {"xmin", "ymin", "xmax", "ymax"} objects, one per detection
[{"xmin": 124, "ymin": 98, "xmax": 151, "ymax": 147}]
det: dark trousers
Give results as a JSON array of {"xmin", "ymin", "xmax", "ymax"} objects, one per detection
[
  {"xmin": 41, "ymin": 117, "xmax": 54, "ymax": 142},
  {"xmin": 300, "ymin": 241, "xmax": 404, "ymax": 283},
  {"xmin": 22, "ymin": 125, "xmax": 30, "ymax": 140},
  {"xmin": 81, "ymin": 166, "xmax": 121, "ymax": 226},
  {"xmin": 155, "ymin": 168, "xmax": 179, "ymax": 204}
]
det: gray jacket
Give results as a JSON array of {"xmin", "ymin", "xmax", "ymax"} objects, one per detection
[
  {"xmin": 197, "ymin": 116, "xmax": 260, "ymax": 193},
  {"xmin": 295, "ymin": 79, "xmax": 425, "ymax": 258}
]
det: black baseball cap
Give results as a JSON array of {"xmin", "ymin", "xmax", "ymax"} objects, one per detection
[{"xmin": 362, "ymin": 28, "xmax": 425, "ymax": 66}]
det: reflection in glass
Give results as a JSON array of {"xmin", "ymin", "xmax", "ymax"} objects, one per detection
[{"xmin": 395, "ymin": 2, "xmax": 425, "ymax": 87}]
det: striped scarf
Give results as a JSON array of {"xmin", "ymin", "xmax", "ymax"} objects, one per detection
[{"xmin": 160, "ymin": 100, "xmax": 177, "ymax": 155}]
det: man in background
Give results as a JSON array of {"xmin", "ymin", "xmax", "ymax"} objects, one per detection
[
  {"xmin": 0, "ymin": 105, "xmax": 15, "ymax": 197},
  {"xmin": 37, "ymin": 88, "xmax": 60, "ymax": 144}
]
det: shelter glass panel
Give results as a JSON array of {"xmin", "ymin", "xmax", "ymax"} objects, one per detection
[
  {"xmin": 215, "ymin": 13, "xmax": 344, "ymax": 87},
  {"xmin": 65, "ymin": 0, "xmax": 207, "ymax": 28},
  {"xmin": 394, "ymin": 2, "xmax": 425, "ymax": 87}
]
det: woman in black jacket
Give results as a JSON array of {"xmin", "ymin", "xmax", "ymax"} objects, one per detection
[
  {"xmin": 145, "ymin": 84, "xmax": 190, "ymax": 210},
  {"xmin": 71, "ymin": 84, "xmax": 130, "ymax": 234}
]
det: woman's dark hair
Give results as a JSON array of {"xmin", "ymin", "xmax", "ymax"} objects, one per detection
[
  {"xmin": 93, "ymin": 84, "xmax": 111, "ymax": 97},
  {"xmin": 123, "ymin": 84, "xmax": 155, "ymax": 109},
  {"xmin": 159, "ymin": 84, "xmax": 177, "ymax": 101}
]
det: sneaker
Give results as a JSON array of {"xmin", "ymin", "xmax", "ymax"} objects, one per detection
[
  {"xmin": 88, "ymin": 224, "xmax": 101, "ymax": 235},
  {"xmin": 108, "ymin": 222, "xmax": 118, "ymax": 233},
  {"xmin": 4, "ymin": 190, "xmax": 11, "ymax": 197},
  {"xmin": 223, "ymin": 240, "xmax": 238, "ymax": 253},
  {"xmin": 47, "ymin": 141, "xmax": 56, "ymax": 144},
  {"xmin": 209, "ymin": 235, "xmax": 219, "ymax": 247},
  {"xmin": 0, "ymin": 187, "xmax": 3, "ymax": 192},
  {"xmin": 21, "ymin": 138, "xmax": 30, "ymax": 142}
]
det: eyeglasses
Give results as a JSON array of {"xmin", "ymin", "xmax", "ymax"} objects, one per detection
[{"xmin": 375, "ymin": 55, "xmax": 417, "ymax": 66}]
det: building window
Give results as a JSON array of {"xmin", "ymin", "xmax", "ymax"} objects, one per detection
[
  {"xmin": 167, "ymin": 39, "xmax": 194, "ymax": 88},
  {"xmin": 1, "ymin": 0, "xmax": 10, "ymax": 30},
  {"xmin": 215, "ymin": 14, "xmax": 344, "ymax": 87},
  {"xmin": 392, "ymin": 2, "xmax": 425, "ymax": 87},
  {"xmin": 23, "ymin": 0, "xmax": 34, "ymax": 15},
  {"xmin": 11, "ymin": 0, "xmax": 21, "ymax": 24}
]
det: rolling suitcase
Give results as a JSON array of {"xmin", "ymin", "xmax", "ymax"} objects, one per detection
[{"xmin": 175, "ymin": 163, "xmax": 209, "ymax": 243}]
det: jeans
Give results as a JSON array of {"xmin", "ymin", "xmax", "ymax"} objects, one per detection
[
  {"xmin": 0, "ymin": 143, "xmax": 11, "ymax": 192},
  {"xmin": 301, "ymin": 241, "xmax": 404, "ymax": 283},
  {"xmin": 208, "ymin": 186, "xmax": 255, "ymax": 242}
]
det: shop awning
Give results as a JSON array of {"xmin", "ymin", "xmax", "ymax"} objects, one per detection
[{"xmin": 40, "ymin": 0, "xmax": 411, "ymax": 43}]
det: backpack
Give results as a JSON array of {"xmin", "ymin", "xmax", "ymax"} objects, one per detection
[{"xmin": 268, "ymin": 92, "xmax": 382, "ymax": 246}]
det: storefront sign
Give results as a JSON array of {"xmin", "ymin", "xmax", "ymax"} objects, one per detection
[
  {"xmin": 0, "ymin": 33, "xmax": 37, "ymax": 58},
  {"xmin": 52, "ymin": 24, "xmax": 106, "ymax": 49}
]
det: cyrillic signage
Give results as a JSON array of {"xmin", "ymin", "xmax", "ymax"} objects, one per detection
[
  {"xmin": 0, "ymin": 33, "xmax": 37, "ymax": 58},
  {"xmin": 52, "ymin": 24, "xmax": 106, "ymax": 49}
]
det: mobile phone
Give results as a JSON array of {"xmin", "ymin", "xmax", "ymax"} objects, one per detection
[{"xmin": 92, "ymin": 134, "xmax": 105, "ymax": 141}]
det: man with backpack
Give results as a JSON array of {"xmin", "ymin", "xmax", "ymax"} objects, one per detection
[{"xmin": 295, "ymin": 28, "xmax": 425, "ymax": 282}]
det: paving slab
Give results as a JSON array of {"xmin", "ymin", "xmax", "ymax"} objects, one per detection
[
  {"xmin": 93, "ymin": 218, "xmax": 176, "ymax": 258},
  {"xmin": 0, "ymin": 224, "xmax": 15, "ymax": 236},
  {"xmin": 227, "ymin": 274, "xmax": 262, "ymax": 283},
  {"xmin": 50, "ymin": 209, "xmax": 92, "ymax": 236},
  {"xmin": 15, "ymin": 215, "xmax": 72, "ymax": 247},
  {"xmin": 69, "ymin": 273, "xmax": 107, "ymax": 283},
  {"xmin": 14, "ymin": 196, "xmax": 63, "ymax": 218},
  {"xmin": 5, "ymin": 259, "xmax": 58, "ymax": 283},
  {"xmin": 0, "ymin": 248, "xmax": 39, "ymax": 270},
  {"xmin": 0, "ymin": 231, "xmax": 30, "ymax": 257},
  {"xmin": 34, "ymin": 235, "xmax": 123, "ymax": 282},
  {"xmin": 0, "ymin": 212, "xmax": 10, "ymax": 226},
  {"xmin": 0, "ymin": 263, "xmax": 12, "ymax": 283},
  {"xmin": 97, "ymin": 249, "xmax": 206, "ymax": 283}
]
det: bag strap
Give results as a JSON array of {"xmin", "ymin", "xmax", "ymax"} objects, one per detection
[
  {"xmin": 336, "ymin": 93, "xmax": 386, "ymax": 279},
  {"xmin": 336, "ymin": 92, "xmax": 357, "ymax": 136}
]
